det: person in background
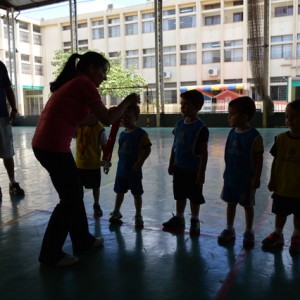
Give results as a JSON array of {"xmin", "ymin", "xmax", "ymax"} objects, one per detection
[
  {"xmin": 109, "ymin": 104, "xmax": 151, "ymax": 228},
  {"xmin": 75, "ymin": 120, "xmax": 107, "ymax": 218},
  {"xmin": 218, "ymin": 96, "xmax": 264, "ymax": 248},
  {"xmin": 0, "ymin": 60, "xmax": 25, "ymax": 199},
  {"xmin": 162, "ymin": 89, "xmax": 209, "ymax": 236},
  {"xmin": 262, "ymin": 99, "xmax": 300, "ymax": 254},
  {"xmin": 32, "ymin": 51, "xmax": 140, "ymax": 266}
]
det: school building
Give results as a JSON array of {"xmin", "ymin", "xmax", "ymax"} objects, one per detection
[{"xmin": 0, "ymin": 0, "xmax": 300, "ymax": 119}]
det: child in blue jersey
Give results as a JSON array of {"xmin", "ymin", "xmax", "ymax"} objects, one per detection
[
  {"xmin": 218, "ymin": 96, "xmax": 264, "ymax": 248},
  {"xmin": 162, "ymin": 89, "xmax": 209, "ymax": 236},
  {"xmin": 75, "ymin": 120, "xmax": 107, "ymax": 218},
  {"xmin": 109, "ymin": 104, "xmax": 151, "ymax": 228},
  {"xmin": 262, "ymin": 100, "xmax": 300, "ymax": 253}
]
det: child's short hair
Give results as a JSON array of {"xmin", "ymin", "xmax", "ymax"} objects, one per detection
[
  {"xmin": 229, "ymin": 96, "xmax": 256, "ymax": 120},
  {"xmin": 287, "ymin": 99, "xmax": 300, "ymax": 111},
  {"xmin": 180, "ymin": 89, "xmax": 204, "ymax": 110},
  {"xmin": 126, "ymin": 103, "xmax": 140, "ymax": 120}
]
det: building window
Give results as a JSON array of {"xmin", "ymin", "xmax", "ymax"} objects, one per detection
[
  {"xmin": 233, "ymin": 12, "xmax": 243, "ymax": 22},
  {"xmin": 20, "ymin": 31, "xmax": 30, "ymax": 43},
  {"xmin": 21, "ymin": 54, "xmax": 30, "ymax": 62},
  {"xmin": 224, "ymin": 48, "xmax": 243, "ymax": 62},
  {"xmin": 78, "ymin": 39, "xmax": 88, "ymax": 52},
  {"xmin": 271, "ymin": 35, "xmax": 292, "ymax": 59},
  {"xmin": 92, "ymin": 28, "xmax": 104, "ymax": 39},
  {"xmin": 126, "ymin": 50, "xmax": 139, "ymax": 69},
  {"xmin": 180, "ymin": 15, "xmax": 196, "ymax": 28},
  {"xmin": 203, "ymin": 42, "xmax": 220, "ymax": 49},
  {"xmin": 164, "ymin": 54, "xmax": 176, "ymax": 67},
  {"xmin": 180, "ymin": 49, "xmax": 196, "ymax": 65},
  {"xmin": 205, "ymin": 15, "xmax": 221, "ymax": 25},
  {"xmin": 164, "ymin": 90, "xmax": 177, "ymax": 104},
  {"xmin": 204, "ymin": 3, "xmax": 221, "ymax": 10},
  {"xmin": 142, "ymin": 12, "xmax": 155, "ymax": 19},
  {"xmin": 163, "ymin": 9, "xmax": 175, "ymax": 16},
  {"xmin": 33, "ymin": 34, "xmax": 42, "ymax": 45},
  {"xmin": 270, "ymin": 86, "xmax": 287, "ymax": 101},
  {"xmin": 78, "ymin": 23, "xmax": 87, "ymax": 28},
  {"xmin": 297, "ymin": 42, "xmax": 300, "ymax": 57},
  {"xmin": 108, "ymin": 51, "xmax": 120, "ymax": 63},
  {"xmin": 163, "ymin": 46, "xmax": 176, "ymax": 67},
  {"xmin": 142, "ymin": 20, "xmax": 155, "ymax": 33},
  {"xmin": 179, "ymin": 6, "xmax": 196, "ymax": 14},
  {"xmin": 24, "ymin": 90, "xmax": 44, "ymax": 116},
  {"xmin": 33, "ymin": 25, "xmax": 41, "ymax": 33},
  {"xmin": 21, "ymin": 63, "xmax": 31, "ymax": 74},
  {"xmin": 126, "ymin": 57, "xmax": 139, "ymax": 69},
  {"xmin": 92, "ymin": 20, "xmax": 104, "ymax": 26},
  {"xmin": 143, "ymin": 48, "xmax": 155, "ymax": 68},
  {"xmin": 224, "ymin": 39, "xmax": 243, "ymax": 62},
  {"xmin": 19, "ymin": 21, "xmax": 29, "ymax": 30},
  {"xmin": 271, "ymin": 44, "xmax": 292, "ymax": 58},
  {"xmin": 108, "ymin": 17, "xmax": 120, "ymax": 24},
  {"xmin": 35, "ymin": 65, "xmax": 43, "ymax": 75},
  {"xmin": 108, "ymin": 26, "xmax": 120, "ymax": 37},
  {"xmin": 34, "ymin": 56, "xmax": 42, "ymax": 64},
  {"xmin": 274, "ymin": 6, "xmax": 293, "ymax": 17},
  {"xmin": 202, "ymin": 50, "xmax": 220, "ymax": 64},
  {"xmin": 92, "ymin": 20, "xmax": 104, "ymax": 39},
  {"xmin": 62, "ymin": 25, "xmax": 71, "ymax": 30},
  {"xmin": 125, "ymin": 23, "xmax": 138, "ymax": 35},
  {"xmin": 125, "ymin": 15, "xmax": 138, "ymax": 22},
  {"xmin": 163, "ymin": 18, "xmax": 176, "ymax": 30}
]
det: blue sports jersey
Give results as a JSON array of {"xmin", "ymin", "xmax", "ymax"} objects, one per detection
[
  {"xmin": 223, "ymin": 127, "xmax": 262, "ymax": 189},
  {"xmin": 173, "ymin": 118, "xmax": 209, "ymax": 172}
]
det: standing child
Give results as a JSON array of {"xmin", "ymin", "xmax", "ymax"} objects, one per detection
[
  {"xmin": 162, "ymin": 89, "xmax": 209, "ymax": 236},
  {"xmin": 262, "ymin": 99, "xmax": 300, "ymax": 253},
  {"xmin": 109, "ymin": 104, "xmax": 151, "ymax": 228},
  {"xmin": 75, "ymin": 120, "xmax": 107, "ymax": 218},
  {"xmin": 218, "ymin": 96, "xmax": 264, "ymax": 248}
]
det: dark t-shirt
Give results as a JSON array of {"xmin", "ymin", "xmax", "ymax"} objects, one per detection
[{"xmin": 0, "ymin": 61, "xmax": 11, "ymax": 118}]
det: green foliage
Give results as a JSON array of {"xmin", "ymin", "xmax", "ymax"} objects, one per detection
[{"xmin": 51, "ymin": 50, "xmax": 147, "ymax": 98}]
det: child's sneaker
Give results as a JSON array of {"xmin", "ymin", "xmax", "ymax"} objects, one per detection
[
  {"xmin": 162, "ymin": 214, "xmax": 185, "ymax": 232},
  {"xmin": 289, "ymin": 235, "xmax": 300, "ymax": 253},
  {"xmin": 109, "ymin": 211, "xmax": 123, "ymax": 223},
  {"xmin": 190, "ymin": 218, "xmax": 200, "ymax": 236},
  {"xmin": 135, "ymin": 215, "xmax": 144, "ymax": 228},
  {"xmin": 262, "ymin": 231, "xmax": 284, "ymax": 249},
  {"xmin": 93, "ymin": 203, "xmax": 103, "ymax": 218},
  {"xmin": 9, "ymin": 182, "xmax": 25, "ymax": 196},
  {"xmin": 218, "ymin": 229, "xmax": 236, "ymax": 245},
  {"xmin": 243, "ymin": 230, "xmax": 255, "ymax": 248}
]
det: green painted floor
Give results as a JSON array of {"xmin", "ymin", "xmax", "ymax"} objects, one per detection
[{"xmin": 1, "ymin": 127, "xmax": 299, "ymax": 300}]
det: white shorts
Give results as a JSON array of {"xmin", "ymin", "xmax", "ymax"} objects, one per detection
[{"xmin": 0, "ymin": 118, "xmax": 15, "ymax": 158}]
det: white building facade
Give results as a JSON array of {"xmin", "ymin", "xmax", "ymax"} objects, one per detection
[{"xmin": 0, "ymin": 0, "xmax": 300, "ymax": 116}]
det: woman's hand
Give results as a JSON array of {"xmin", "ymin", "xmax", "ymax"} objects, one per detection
[{"xmin": 124, "ymin": 93, "xmax": 140, "ymax": 105}]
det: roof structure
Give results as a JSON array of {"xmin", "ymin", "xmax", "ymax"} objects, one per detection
[{"xmin": 0, "ymin": 0, "xmax": 67, "ymax": 11}]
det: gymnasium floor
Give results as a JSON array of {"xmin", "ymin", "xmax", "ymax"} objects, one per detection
[{"xmin": 1, "ymin": 126, "xmax": 299, "ymax": 300}]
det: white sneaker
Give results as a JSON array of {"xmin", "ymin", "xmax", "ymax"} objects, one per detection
[
  {"xmin": 92, "ymin": 237, "xmax": 104, "ymax": 248},
  {"xmin": 55, "ymin": 254, "xmax": 79, "ymax": 266}
]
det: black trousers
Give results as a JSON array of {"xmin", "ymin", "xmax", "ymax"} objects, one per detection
[{"xmin": 33, "ymin": 147, "xmax": 95, "ymax": 265}]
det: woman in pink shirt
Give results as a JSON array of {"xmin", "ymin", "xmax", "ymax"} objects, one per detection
[{"xmin": 32, "ymin": 52, "xmax": 139, "ymax": 266}]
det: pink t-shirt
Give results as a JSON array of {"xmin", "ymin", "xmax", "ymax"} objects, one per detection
[{"xmin": 32, "ymin": 74, "xmax": 102, "ymax": 152}]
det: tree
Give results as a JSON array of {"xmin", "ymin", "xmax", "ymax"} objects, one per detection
[{"xmin": 51, "ymin": 50, "xmax": 147, "ymax": 98}]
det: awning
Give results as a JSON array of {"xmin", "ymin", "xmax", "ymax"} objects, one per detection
[
  {"xmin": 0, "ymin": 0, "xmax": 67, "ymax": 11},
  {"xmin": 180, "ymin": 83, "xmax": 249, "ymax": 93}
]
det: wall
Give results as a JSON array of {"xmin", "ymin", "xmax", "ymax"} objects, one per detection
[{"xmin": 15, "ymin": 112, "xmax": 286, "ymax": 128}]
